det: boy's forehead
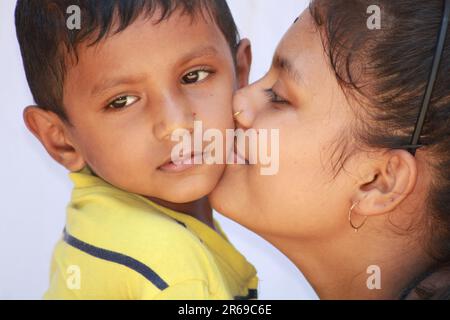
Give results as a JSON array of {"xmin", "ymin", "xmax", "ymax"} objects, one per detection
[
  {"xmin": 75, "ymin": 10, "xmax": 229, "ymax": 61},
  {"xmin": 84, "ymin": 4, "xmax": 219, "ymax": 40},
  {"xmin": 64, "ymin": 11, "xmax": 232, "ymax": 98}
]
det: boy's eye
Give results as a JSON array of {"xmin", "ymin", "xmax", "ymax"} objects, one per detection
[
  {"xmin": 108, "ymin": 95, "xmax": 140, "ymax": 110},
  {"xmin": 181, "ymin": 69, "xmax": 213, "ymax": 85}
]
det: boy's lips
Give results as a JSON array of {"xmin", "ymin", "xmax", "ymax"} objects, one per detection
[{"xmin": 158, "ymin": 152, "xmax": 204, "ymax": 173}]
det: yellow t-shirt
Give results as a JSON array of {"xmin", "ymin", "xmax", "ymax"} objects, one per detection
[{"xmin": 44, "ymin": 167, "xmax": 258, "ymax": 300}]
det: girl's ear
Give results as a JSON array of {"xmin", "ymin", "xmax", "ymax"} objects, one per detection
[
  {"xmin": 353, "ymin": 150, "xmax": 418, "ymax": 218},
  {"xmin": 23, "ymin": 106, "xmax": 86, "ymax": 172},
  {"xmin": 235, "ymin": 38, "xmax": 252, "ymax": 89}
]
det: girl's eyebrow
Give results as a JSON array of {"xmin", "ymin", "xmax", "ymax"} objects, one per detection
[{"xmin": 272, "ymin": 54, "xmax": 303, "ymax": 85}]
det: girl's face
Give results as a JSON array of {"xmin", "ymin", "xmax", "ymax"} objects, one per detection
[{"xmin": 211, "ymin": 10, "xmax": 364, "ymax": 240}]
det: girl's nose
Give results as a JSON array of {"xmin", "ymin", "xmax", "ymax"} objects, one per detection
[{"xmin": 232, "ymin": 84, "xmax": 260, "ymax": 130}]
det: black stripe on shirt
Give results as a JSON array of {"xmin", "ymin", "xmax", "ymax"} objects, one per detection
[
  {"xmin": 235, "ymin": 289, "xmax": 258, "ymax": 300},
  {"xmin": 62, "ymin": 228, "xmax": 169, "ymax": 291}
]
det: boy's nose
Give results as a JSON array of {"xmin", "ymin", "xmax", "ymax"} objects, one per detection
[{"xmin": 153, "ymin": 96, "xmax": 194, "ymax": 141}]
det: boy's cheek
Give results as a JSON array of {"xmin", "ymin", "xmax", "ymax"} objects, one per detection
[{"xmin": 198, "ymin": 99, "xmax": 235, "ymax": 129}]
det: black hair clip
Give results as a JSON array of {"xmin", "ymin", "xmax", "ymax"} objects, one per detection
[
  {"xmin": 408, "ymin": 0, "xmax": 450, "ymax": 156},
  {"xmin": 398, "ymin": 144, "xmax": 424, "ymax": 151}
]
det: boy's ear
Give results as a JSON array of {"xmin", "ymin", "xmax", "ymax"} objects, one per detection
[
  {"xmin": 352, "ymin": 150, "xmax": 418, "ymax": 219},
  {"xmin": 23, "ymin": 106, "xmax": 86, "ymax": 172},
  {"xmin": 235, "ymin": 38, "xmax": 252, "ymax": 89}
]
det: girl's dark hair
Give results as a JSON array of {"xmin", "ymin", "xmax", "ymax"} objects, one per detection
[
  {"xmin": 15, "ymin": 0, "xmax": 240, "ymax": 123},
  {"xmin": 310, "ymin": 0, "xmax": 450, "ymax": 261}
]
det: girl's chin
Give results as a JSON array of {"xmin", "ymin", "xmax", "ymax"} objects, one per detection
[{"xmin": 210, "ymin": 166, "xmax": 247, "ymax": 213}]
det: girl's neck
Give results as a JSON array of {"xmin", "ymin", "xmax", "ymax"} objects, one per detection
[{"xmin": 264, "ymin": 230, "xmax": 434, "ymax": 300}]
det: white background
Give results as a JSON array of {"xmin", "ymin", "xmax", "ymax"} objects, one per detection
[{"xmin": 0, "ymin": 0, "xmax": 317, "ymax": 299}]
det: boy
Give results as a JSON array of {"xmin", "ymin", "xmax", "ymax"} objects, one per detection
[{"xmin": 15, "ymin": 0, "xmax": 257, "ymax": 299}]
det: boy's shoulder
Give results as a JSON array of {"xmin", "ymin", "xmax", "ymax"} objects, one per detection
[
  {"xmin": 69, "ymin": 183, "xmax": 195, "ymax": 241},
  {"xmin": 62, "ymin": 178, "xmax": 221, "ymax": 290},
  {"xmin": 67, "ymin": 167, "xmax": 201, "ymax": 248},
  {"xmin": 46, "ymin": 169, "xmax": 233, "ymax": 299}
]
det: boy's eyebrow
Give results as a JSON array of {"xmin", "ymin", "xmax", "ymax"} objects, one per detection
[
  {"xmin": 272, "ymin": 54, "xmax": 303, "ymax": 85},
  {"xmin": 177, "ymin": 46, "xmax": 220, "ymax": 66},
  {"xmin": 90, "ymin": 46, "xmax": 220, "ymax": 97},
  {"xmin": 91, "ymin": 74, "xmax": 147, "ymax": 97}
]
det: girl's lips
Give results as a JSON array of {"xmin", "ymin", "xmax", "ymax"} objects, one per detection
[
  {"xmin": 158, "ymin": 153, "xmax": 203, "ymax": 173},
  {"xmin": 231, "ymin": 150, "xmax": 250, "ymax": 165},
  {"xmin": 233, "ymin": 141, "xmax": 250, "ymax": 165}
]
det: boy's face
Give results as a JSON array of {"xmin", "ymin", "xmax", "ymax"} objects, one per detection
[{"xmin": 61, "ymin": 11, "xmax": 241, "ymax": 203}]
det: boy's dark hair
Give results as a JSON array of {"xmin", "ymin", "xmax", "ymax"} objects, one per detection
[{"xmin": 15, "ymin": 0, "xmax": 240, "ymax": 123}]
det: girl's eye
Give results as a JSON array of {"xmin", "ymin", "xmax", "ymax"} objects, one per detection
[
  {"xmin": 108, "ymin": 95, "xmax": 140, "ymax": 110},
  {"xmin": 264, "ymin": 88, "xmax": 290, "ymax": 105},
  {"xmin": 181, "ymin": 69, "xmax": 213, "ymax": 85}
]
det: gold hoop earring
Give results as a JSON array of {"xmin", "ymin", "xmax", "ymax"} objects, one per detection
[
  {"xmin": 348, "ymin": 202, "xmax": 368, "ymax": 232},
  {"xmin": 233, "ymin": 110, "xmax": 243, "ymax": 119}
]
